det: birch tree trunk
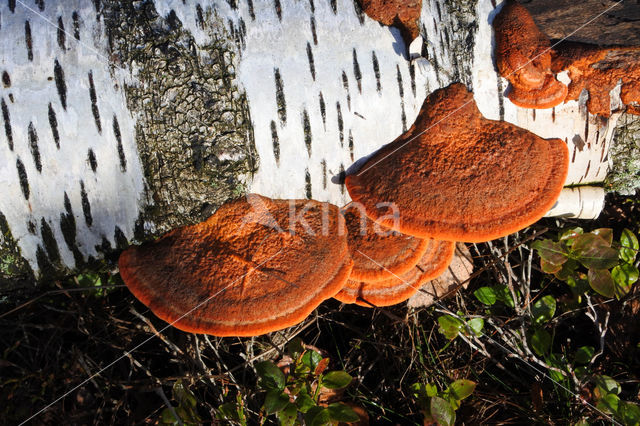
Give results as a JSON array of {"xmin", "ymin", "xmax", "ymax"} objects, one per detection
[{"xmin": 0, "ymin": 0, "xmax": 627, "ymax": 288}]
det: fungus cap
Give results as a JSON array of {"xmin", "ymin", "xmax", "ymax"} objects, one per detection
[
  {"xmin": 119, "ymin": 194, "xmax": 353, "ymax": 337},
  {"xmin": 493, "ymin": 0, "xmax": 567, "ymax": 109},
  {"xmin": 345, "ymin": 83, "xmax": 569, "ymax": 242},
  {"xmin": 343, "ymin": 204, "xmax": 429, "ymax": 282},
  {"xmin": 359, "ymin": 0, "xmax": 422, "ymax": 47},
  {"xmin": 334, "ymin": 239, "xmax": 455, "ymax": 307}
]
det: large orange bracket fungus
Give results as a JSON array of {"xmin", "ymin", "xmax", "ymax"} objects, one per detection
[
  {"xmin": 343, "ymin": 204, "xmax": 429, "ymax": 282},
  {"xmin": 358, "ymin": 0, "xmax": 423, "ymax": 48},
  {"xmin": 345, "ymin": 83, "xmax": 569, "ymax": 242},
  {"xmin": 334, "ymin": 239, "xmax": 455, "ymax": 307},
  {"xmin": 119, "ymin": 194, "xmax": 353, "ymax": 337},
  {"xmin": 493, "ymin": 0, "xmax": 567, "ymax": 109}
]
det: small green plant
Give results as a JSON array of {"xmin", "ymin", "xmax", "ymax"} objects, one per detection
[
  {"xmin": 532, "ymin": 228, "xmax": 639, "ymax": 299},
  {"xmin": 160, "ymin": 380, "xmax": 203, "ymax": 425},
  {"xmin": 591, "ymin": 375, "xmax": 640, "ymax": 425},
  {"xmin": 411, "ymin": 379, "xmax": 476, "ymax": 426},
  {"xmin": 437, "ymin": 312, "xmax": 484, "ymax": 340}
]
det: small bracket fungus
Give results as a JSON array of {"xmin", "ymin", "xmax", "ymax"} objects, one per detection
[
  {"xmin": 358, "ymin": 0, "xmax": 423, "ymax": 48},
  {"xmin": 334, "ymin": 239, "xmax": 455, "ymax": 307},
  {"xmin": 493, "ymin": 0, "xmax": 567, "ymax": 109},
  {"xmin": 345, "ymin": 83, "xmax": 569, "ymax": 242},
  {"xmin": 343, "ymin": 204, "xmax": 429, "ymax": 282},
  {"xmin": 119, "ymin": 194, "xmax": 353, "ymax": 337}
]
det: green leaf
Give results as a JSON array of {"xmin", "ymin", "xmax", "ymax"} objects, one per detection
[
  {"xmin": 588, "ymin": 269, "xmax": 615, "ymax": 298},
  {"xmin": 438, "ymin": 315, "xmax": 464, "ymax": 339},
  {"xmin": 474, "ymin": 286, "xmax": 497, "ymax": 305},
  {"xmin": 532, "ymin": 239, "xmax": 568, "ymax": 265},
  {"xmin": 301, "ymin": 350, "xmax": 323, "ymax": 371},
  {"xmin": 620, "ymin": 228, "xmax": 639, "ymax": 264},
  {"xmin": 611, "ymin": 263, "xmax": 639, "ymax": 299},
  {"xmin": 327, "ymin": 403, "xmax": 360, "ymax": 423},
  {"xmin": 216, "ymin": 403, "xmax": 240, "ymax": 422},
  {"xmin": 541, "ymin": 258, "xmax": 563, "ymax": 274},
  {"xmin": 572, "ymin": 234, "xmax": 619, "ymax": 270},
  {"xmin": 574, "ymin": 346, "xmax": 595, "ymax": 365},
  {"xmin": 322, "ymin": 371, "xmax": 352, "ymax": 390},
  {"xmin": 597, "ymin": 393, "xmax": 620, "ymax": 414},
  {"xmin": 560, "ymin": 227, "xmax": 583, "ymax": 246},
  {"xmin": 465, "ymin": 318, "xmax": 484, "ymax": 336},
  {"xmin": 160, "ymin": 408, "xmax": 178, "ymax": 424},
  {"xmin": 276, "ymin": 403, "xmax": 297, "ymax": 426},
  {"xmin": 592, "ymin": 228, "xmax": 613, "ymax": 246},
  {"xmin": 594, "ymin": 375, "xmax": 621, "ymax": 395},
  {"xmin": 425, "ymin": 383, "xmax": 438, "ymax": 398},
  {"xmin": 530, "ymin": 328, "xmax": 551, "ymax": 357},
  {"xmin": 304, "ymin": 406, "xmax": 331, "ymax": 426},
  {"xmin": 532, "ymin": 295, "xmax": 556, "ymax": 324},
  {"xmin": 255, "ymin": 361, "xmax": 286, "ymax": 391},
  {"xmin": 286, "ymin": 337, "xmax": 304, "ymax": 358},
  {"xmin": 430, "ymin": 396, "xmax": 455, "ymax": 426},
  {"xmin": 554, "ymin": 258, "xmax": 578, "ymax": 281},
  {"xmin": 620, "ymin": 401, "xmax": 640, "ymax": 425},
  {"xmin": 493, "ymin": 285, "xmax": 515, "ymax": 308},
  {"xmin": 263, "ymin": 390, "xmax": 289, "ymax": 414},
  {"xmin": 448, "ymin": 380, "xmax": 476, "ymax": 401},
  {"xmin": 295, "ymin": 392, "xmax": 315, "ymax": 413}
]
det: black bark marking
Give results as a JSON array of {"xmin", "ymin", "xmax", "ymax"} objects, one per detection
[
  {"xmin": 306, "ymin": 42, "xmax": 315, "ymax": 81},
  {"xmin": 435, "ymin": 1, "xmax": 442, "ymax": 20},
  {"xmin": 27, "ymin": 220, "xmax": 36, "ymax": 234},
  {"xmin": 48, "ymin": 103, "xmax": 60, "ymax": 149},
  {"xmin": 274, "ymin": 68, "xmax": 286, "ymax": 123},
  {"xmin": 353, "ymin": 0, "xmax": 365, "ymax": 24},
  {"xmin": 310, "ymin": 16, "xmax": 317, "ymax": 45},
  {"xmin": 28, "ymin": 122, "xmax": 42, "ymax": 172},
  {"xmin": 35, "ymin": 0, "xmax": 44, "ymax": 11},
  {"xmin": 584, "ymin": 116, "xmax": 589, "ymax": 143},
  {"xmin": 348, "ymin": 130, "xmax": 354, "ymax": 161},
  {"xmin": 87, "ymin": 148, "xmax": 97, "ymax": 172},
  {"xmin": 319, "ymin": 92, "xmax": 326, "ymax": 127},
  {"xmin": 80, "ymin": 181, "xmax": 93, "ymax": 227},
  {"xmin": 72, "ymin": 11, "xmax": 80, "ymax": 40},
  {"xmin": 57, "ymin": 16, "xmax": 65, "ymax": 50},
  {"xmin": 274, "ymin": 0, "xmax": 282, "ymax": 20},
  {"xmin": 2, "ymin": 71, "xmax": 10, "ymax": 88},
  {"xmin": 336, "ymin": 102, "xmax": 344, "ymax": 146},
  {"xmin": 88, "ymin": 71, "xmax": 101, "ymax": 133},
  {"xmin": 583, "ymin": 161, "xmax": 591, "ymax": 180},
  {"xmin": 9, "ymin": 0, "xmax": 15, "ymax": 13},
  {"xmin": 330, "ymin": 0, "xmax": 337, "ymax": 14},
  {"xmin": 195, "ymin": 4, "xmax": 205, "ymax": 28},
  {"xmin": 305, "ymin": 169, "xmax": 312, "ymax": 199},
  {"xmin": 496, "ymin": 76, "xmax": 505, "ymax": 121},
  {"xmin": 60, "ymin": 192, "xmax": 84, "ymax": 266},
  {"xmin": 321, "ymin": 159, "xmax": 327, "ymax": 189},
  {"xmin": 114, "ymin": 226, "xmax": 128, "ymax": 250},
  {"xmin": 352, "ymin": 48, "xmax": 362, "ymax": 93},
  {"xmin": 401, "ymin": 103, "xmax": 407, "ymax": 132},
  {"xmin": 303, "ymin": 109, "xmax": 312, "ymax": 157},
  {"xmin": 409, "ymin": 63, "xmax": 416, "ymax": 96},
  {"xmin": 25, "ymin": 20, "xmax": 33, "ymax": 61},
  {"xmin": 339, "ymin": 164, "xmax": 345, "ymax": 194},
  {"xmin": 113, "ymin": 115, "xmax": 127, "ymax": 171},
  {"xmin": 308, "ymin": 0, "xmax": 314, "ymax": 13},
  {"xmin": 247, "ymin": 0, "xmax": 255, "ymax": 20},
  {"xmin": 1, "ymin": 98, "xmax": 13, "ymax": 150},
  {"xmin": 372, "ymin": 51, "xmax": 381, "ymax": 93},
  {"xmin": 396, "ymin": 64, "xmax": 404, "ymax": 99},
  {"xmin": 532, "ymin": 109, "xmax": 536, "ymax": 121},
  {"xmin": 270, "ymin": 120, "xmax": 280, "ymax": 165},
  {"xmin": 36, "ymin": 245, "xmax": 55, "ymax": 277},
  {"xmin": 95, "ymin": 235, "xmax": 112, "ymax": 255},
  {"xmin": 191, "ymin": 138, "xmax": 204, "ymax": 171},
  {"xmin": 41, "ymin": 218, "xmax": 61, "ymax": 265},
  {"xmin": 226, "ymin": 0, "xmax": 237, "ymax": 9},
  {"xmin": 342, "ymin": 71, "xmax": 351, "ymax": 110},
  {"xmin": 16, "ymin": 158, "xmax": 29, "ymax": 200},
  {"xmin": 54, "ymin": 59, "xmax": 67, "ymax": 110}
]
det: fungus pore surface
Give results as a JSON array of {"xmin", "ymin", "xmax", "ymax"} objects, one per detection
[
  {"xmin": 334, "ymin": 239, "xmax": 455, "ymax": 307},
  {"xmin": 493, "ymin": 0, "xmax": 567, "ymax": 109},
  {"xmin": 119, "ymin": 194, "xmax": 353, "ymax": 337},
  {"xmin": 345, "ymin": 83, "xmax": 569, "ymax": 242},
  {"xmin": 343, "ymin": 204, "xmax": 428, "ymax": 282}
]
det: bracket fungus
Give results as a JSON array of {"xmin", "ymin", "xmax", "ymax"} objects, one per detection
[
  {"xmin": 343, "ymin": 204, "xmax": 429, "ymax": 282},
  {"xmin": 119, "ymin": 194, "xmax": 353, "ymax": 337},
  {"xmin": 334, "ymin": 239, "xmax": 455, "ymax": 307},
  {"xmin": 345, "ymin": 83, "xmax": 569, "ymax": 242},
  {"xmin": 493, "ymin": 0, "xmax": 568, "ymax": 109},
  {"xmin": 358, "ymin": 0, "xmax": 422, "ymax": 47}
]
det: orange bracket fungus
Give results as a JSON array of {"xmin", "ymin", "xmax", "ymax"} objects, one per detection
[
  {"xmin": 358, "ymin": 0, "xmax": 423, "ymax": 47},
  {"xmin": 334, "ymin": 239, "xmax": 455, "ymax": 307},
  {"xmin": 551, "ymin": 42, "xmax": 640, "ymax": 117},
  {"xmin": 493, "ymin": 0, "xmax": 567, "ymax": 109},
  {"xmin": 119, "ymin": 194, "xmax": 353, "ymax": 337},
  {"xmin": 343, "ymin": 204, "xmax": 429, "ymax": 282},
  {"xmin": 345, "ymin": 83, "xmax": 569, "ymax": 242}
]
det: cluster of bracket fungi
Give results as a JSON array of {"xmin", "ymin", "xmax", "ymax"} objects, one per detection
[{"xmin": 118, "ymin": 1, "xmax": 639, "ymax": 337}]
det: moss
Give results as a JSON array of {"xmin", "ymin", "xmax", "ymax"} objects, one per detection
[{"xmin": 606, "ymin": 113, "xmax": 640, "ymax": 195}]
